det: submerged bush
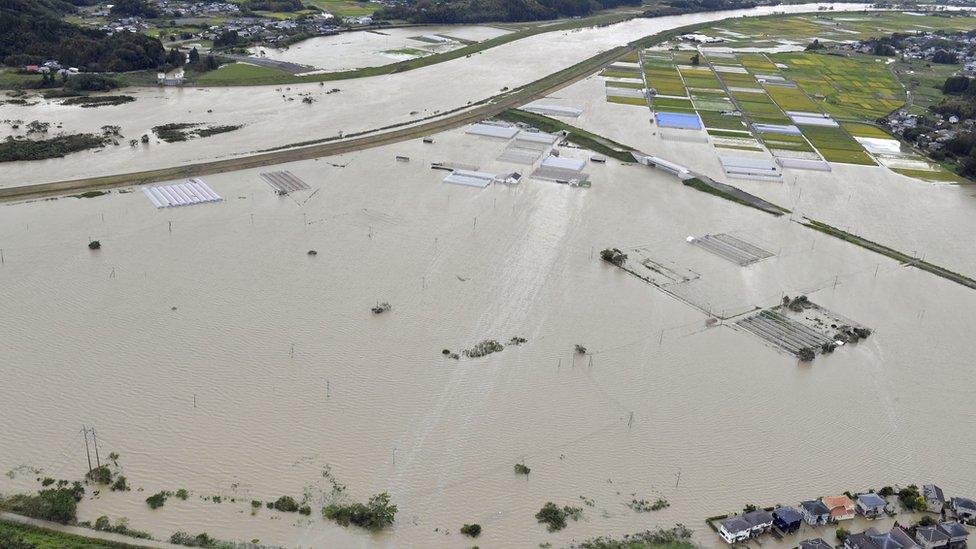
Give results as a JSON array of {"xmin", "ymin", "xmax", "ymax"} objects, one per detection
[
  {"xmin": 460, "ymin": 523, "xmax": 482, "ymax": 537},
  {"xmin": 273, "ymin": 495, "xmax": 299, "ymax": 512},
  {"xmin": 535, "ymin": 502, "xmax": 582, "ymax": 532},
  {"xmin": 322, "ymin": 492, "xmax": 397, "ymax": 531},
  {"xmin": 86, "ymin": 465, "xmax": 112, "ymax": 485},
  {"xmin": 146, "ymin": 491, "xmax": 168, "ymax": 509},
  {"xmin": 110, "ymin": 475, "xmax": 129, "ymax": 492},
  {"xmin": 0, "ymin": 487, "xmax": 79, "ymax": 524},
  {"xmin": 514, "ymin": 463, "xmax": 531, "ymax": 475}
]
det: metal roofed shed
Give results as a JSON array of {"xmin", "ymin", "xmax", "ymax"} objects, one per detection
[
  {"xmin": 465, "ymin": 122, "xmax": 519, "ymax": 139},
  {"xmin": 719, "ymin": 155, "xmax": 782, "ymax": 181},
  {"xmin": 260, "ymin": 170, "xmax": 310, "ymax": 194},
  {"xmin": 531, "ymin": 155, "xmax": 590, "ymax": 186},
  {"xmin": 655, "ymin": 112, "xmax": 702, "ymax": 130},
  {"xmin": 143, "ymin": 179, "xmax": 222, "ymax": 208},
  {"xmin": 443, "ymin": 169, "xmax": 497, "ymax": 188},
  {"xmin": 523, "ymin": 104, "xmax": 583, "ymax": 118},
  {"xmin": 753, "ymin": 123, "xmax": 803, "ymax": 136},
  {"xmin": 787, "ymin": 111, "xmax": 840, "ymax": 127}
]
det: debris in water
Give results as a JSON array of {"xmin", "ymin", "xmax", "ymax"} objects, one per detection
[
  {"xmin": 88, "ymin": 240, "xmax": 101, "ymax": 250},
  {"xmin": 574, "ymin": 344, "xmax": 587, "ymax": 355},
  {"xmin": 371, "ymin": 302, "xmax": 392, "ymax": 314},
  {"xmin": 307, "ymin": 250, "xmax": 318, "ymax": 256}
]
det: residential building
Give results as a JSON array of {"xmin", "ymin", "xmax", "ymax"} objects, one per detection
[
  {"xmin": 718, "ymin": 510, "xmax": 774, "ymax": 544},
  {"xmin": 846, "ymin": 527, "xmax": 920, "ymax": 549},
  {"xmin": 772, "ymin": 506, "xmax": 804, "ymax": 534},
  {"xmin": 801, "ymin": 500, "xmax": 832, "ymax": 526},
  {"xmin": 720, "ymin": 516, "xmax": 754, "ymax": 544},
  {"xmin": 743, "ymin": 509, "xmax": 774, "ymax": 535},
  {"xmin": 915, "ymin": 526, "xmax": 950, "ymax": 549},
  {"xmin": 824, "ymin": 495, "xmax": 857, "ymax": 521},
  {"xmin": 923, "ymin": 485, "xmax": 946, "ymax": 513},
  {"xmin": 857, "ymin": 493, "xmax": 888, "ymax": 518},
  {"xmin": 801, "ymin": 538, "xmax": 835, "ymax": 549},
  {"xmin": 951, "ymin": 497, "xmax": 976, "ymax": 523},
  {"xmin": 936, "ymin": 522, "xmax": 969, "ymax": 549}
]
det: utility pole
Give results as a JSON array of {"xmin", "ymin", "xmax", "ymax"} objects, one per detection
[
  {"xmin": 675, "ymin": 468, "xmax": 682, "ymax": 489},
  {"xmin": 92, "ymin": 428, "xmax": 101, "ymax": 469},
  {"xmin": 82, "ymin": 425, "xmax": 92, "ymax": 474}
]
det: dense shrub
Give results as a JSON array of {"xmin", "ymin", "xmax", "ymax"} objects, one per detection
[
  {"xmin": 322, "ymin": 492, "xmax": 397, "ymax": 531},
  {"xmin": 535, "ymin": 502, "xmax": 582, "ymax": 532},
  {"xmin": 460, "ymin": 523, "xmax": 482, "ymax": 537},
  {"xmin": 146, "ymin": 491, "xmax": 167, "ymax": 509},
  {"xmin": 273, "ymin": 495, "xmax": 299, "ymax": 512}
]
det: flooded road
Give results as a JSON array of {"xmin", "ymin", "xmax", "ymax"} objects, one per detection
[
  {"xmin": 2, "ymin": 124, "xmax": 975, "ymax": 547},
  {"xmin": 0, "ymin": 3, "xmax": 868, "ymax": 189}
]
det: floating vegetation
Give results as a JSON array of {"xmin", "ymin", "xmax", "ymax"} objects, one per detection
[
  {"xmin": 535, "ymin": 502, "xmax": 583, "ymax": 532},
  {"xmin": 463, "ymin": 339, "xmax": 504, "ymax": 358},
  {"xmin": 600, "ymin": 248, "xmax": 628, "ymax": 266},
  {"xmin": 628, "ymin": 498, "xmax": 670, "ymax": 512},
  {"xmin": 509, "ymin": 336, "xmax": 528, "ymax": 346},
  {"xmin": 460, "ymin": 523, "xmax": 482, "ymax": 537},
  {"xmin": 322, "ymin": 492, "xmax": 397, "ymax": 531},
  {"xmin": 515, "ymin": 463, "xmax": 531, "ymax": 476},
  {"xmin": 152, "ymin": 123, "xmax": 243, "ymax": 143},
  {"xmin": 371, "ymin": 302, "xmax": 392, "ymax": 314},
  {"xmin": 61, "ymin": 95, "xmax": 135, "ymax": 108}
]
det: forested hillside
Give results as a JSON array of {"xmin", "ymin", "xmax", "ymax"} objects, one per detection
[
  {"xmin": 374, "ymin": 0, "xmax": 642, "ymax": 24},
  {"xmin": 0, "ymin": 0, "xmax": 165, "ymax": 71}
]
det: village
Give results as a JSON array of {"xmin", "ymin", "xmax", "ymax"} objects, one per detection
[{"xmin": 714, "ymin": 485, "xmax": 976, "ymax": 549}]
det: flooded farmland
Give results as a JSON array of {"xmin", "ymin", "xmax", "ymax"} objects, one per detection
[
  {"xmin": 248, "ymin": 26, "xmax": 513, "ymax": 72},
  {"xmin": 1, "ymin": 3, "xmax": 870, "ymax": 189},
  {"xmin": 2, "ymin": 119, "xmax": 976, "ymax": 547}
]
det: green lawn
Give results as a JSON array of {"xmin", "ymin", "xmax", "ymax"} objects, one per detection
[
  {"xmin": 608, "ymin": 95, "xmax": 648, "ymax": 106},
  {"xmin": 192, "ymin": 62, "xmax": 293, "ymax": 86},
  {"xmin": 0, "ymin": 520, "xmax": 146, "ymax": 549}
]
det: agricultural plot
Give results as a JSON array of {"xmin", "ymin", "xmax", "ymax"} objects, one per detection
[
  {"xmin": 800, "ymin": 125, "xmax": 876, "ymax": 165},
  {"xmin": 691, "ymin": 233, "xmax": 774, "ymax": 266},
  {"xmin": 770, "ymin": 52, "xmax": 904, "ymax": 120}
]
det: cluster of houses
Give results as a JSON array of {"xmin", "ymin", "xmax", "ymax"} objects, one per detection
[
  {"xmin": 21, "ymin": 60, "xmax": 79, "ymax": 77},
  {"xmin": 847, "ymin": 30, "xmax": 976, "ymax": 70},
  {"xmin": 718, "ymin": 486, "xmax": 976, "ymax": 548}
]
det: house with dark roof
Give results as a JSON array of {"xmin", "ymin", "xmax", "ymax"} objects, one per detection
[
  {"xmin": 845, "ymin": 527, "xmax": 920, "ymax": 549},
  {"xmin": 950, "ymin": 497, "xmax": 976, "ymax": 523},
  {"xmin": 857, "ymin": 493, "xmax": 888, "ymax": 518},
  {"xmin": 744, "ymin": 509, "xmax": 774, "ymax": 535},
  {"xmin": 800, "ymin": 538, "xmax": 835, "ymax": 549},
  {"xmin": 801, "ymin": 500, "xmax": 832, "ymax": 526},
  {"xmin": 718, "ymin": 510, "xmax": 774, "ymax": 544},
  {"xmin": 915, "ymin": 525, "xmax": 950, "ymax": 549},
  {"xmin": 936, "ymin": 521, "xmax": 969, "ymax": 549},
  {"xmin": 719, "ymin": 516, "xmax": 754, "ymax": 544},
  {"xmin": 923, "ymin": 485, "xmax": 945, "ymax": 513},
  {"xmin": 773, "ymin": 506, "xmax": 803, "ymax": 534}
]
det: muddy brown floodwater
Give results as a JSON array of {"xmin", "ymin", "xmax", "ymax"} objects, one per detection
[{"xmin": 2, "ymin": 121, "xmax": 975, "ymax": 547}]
